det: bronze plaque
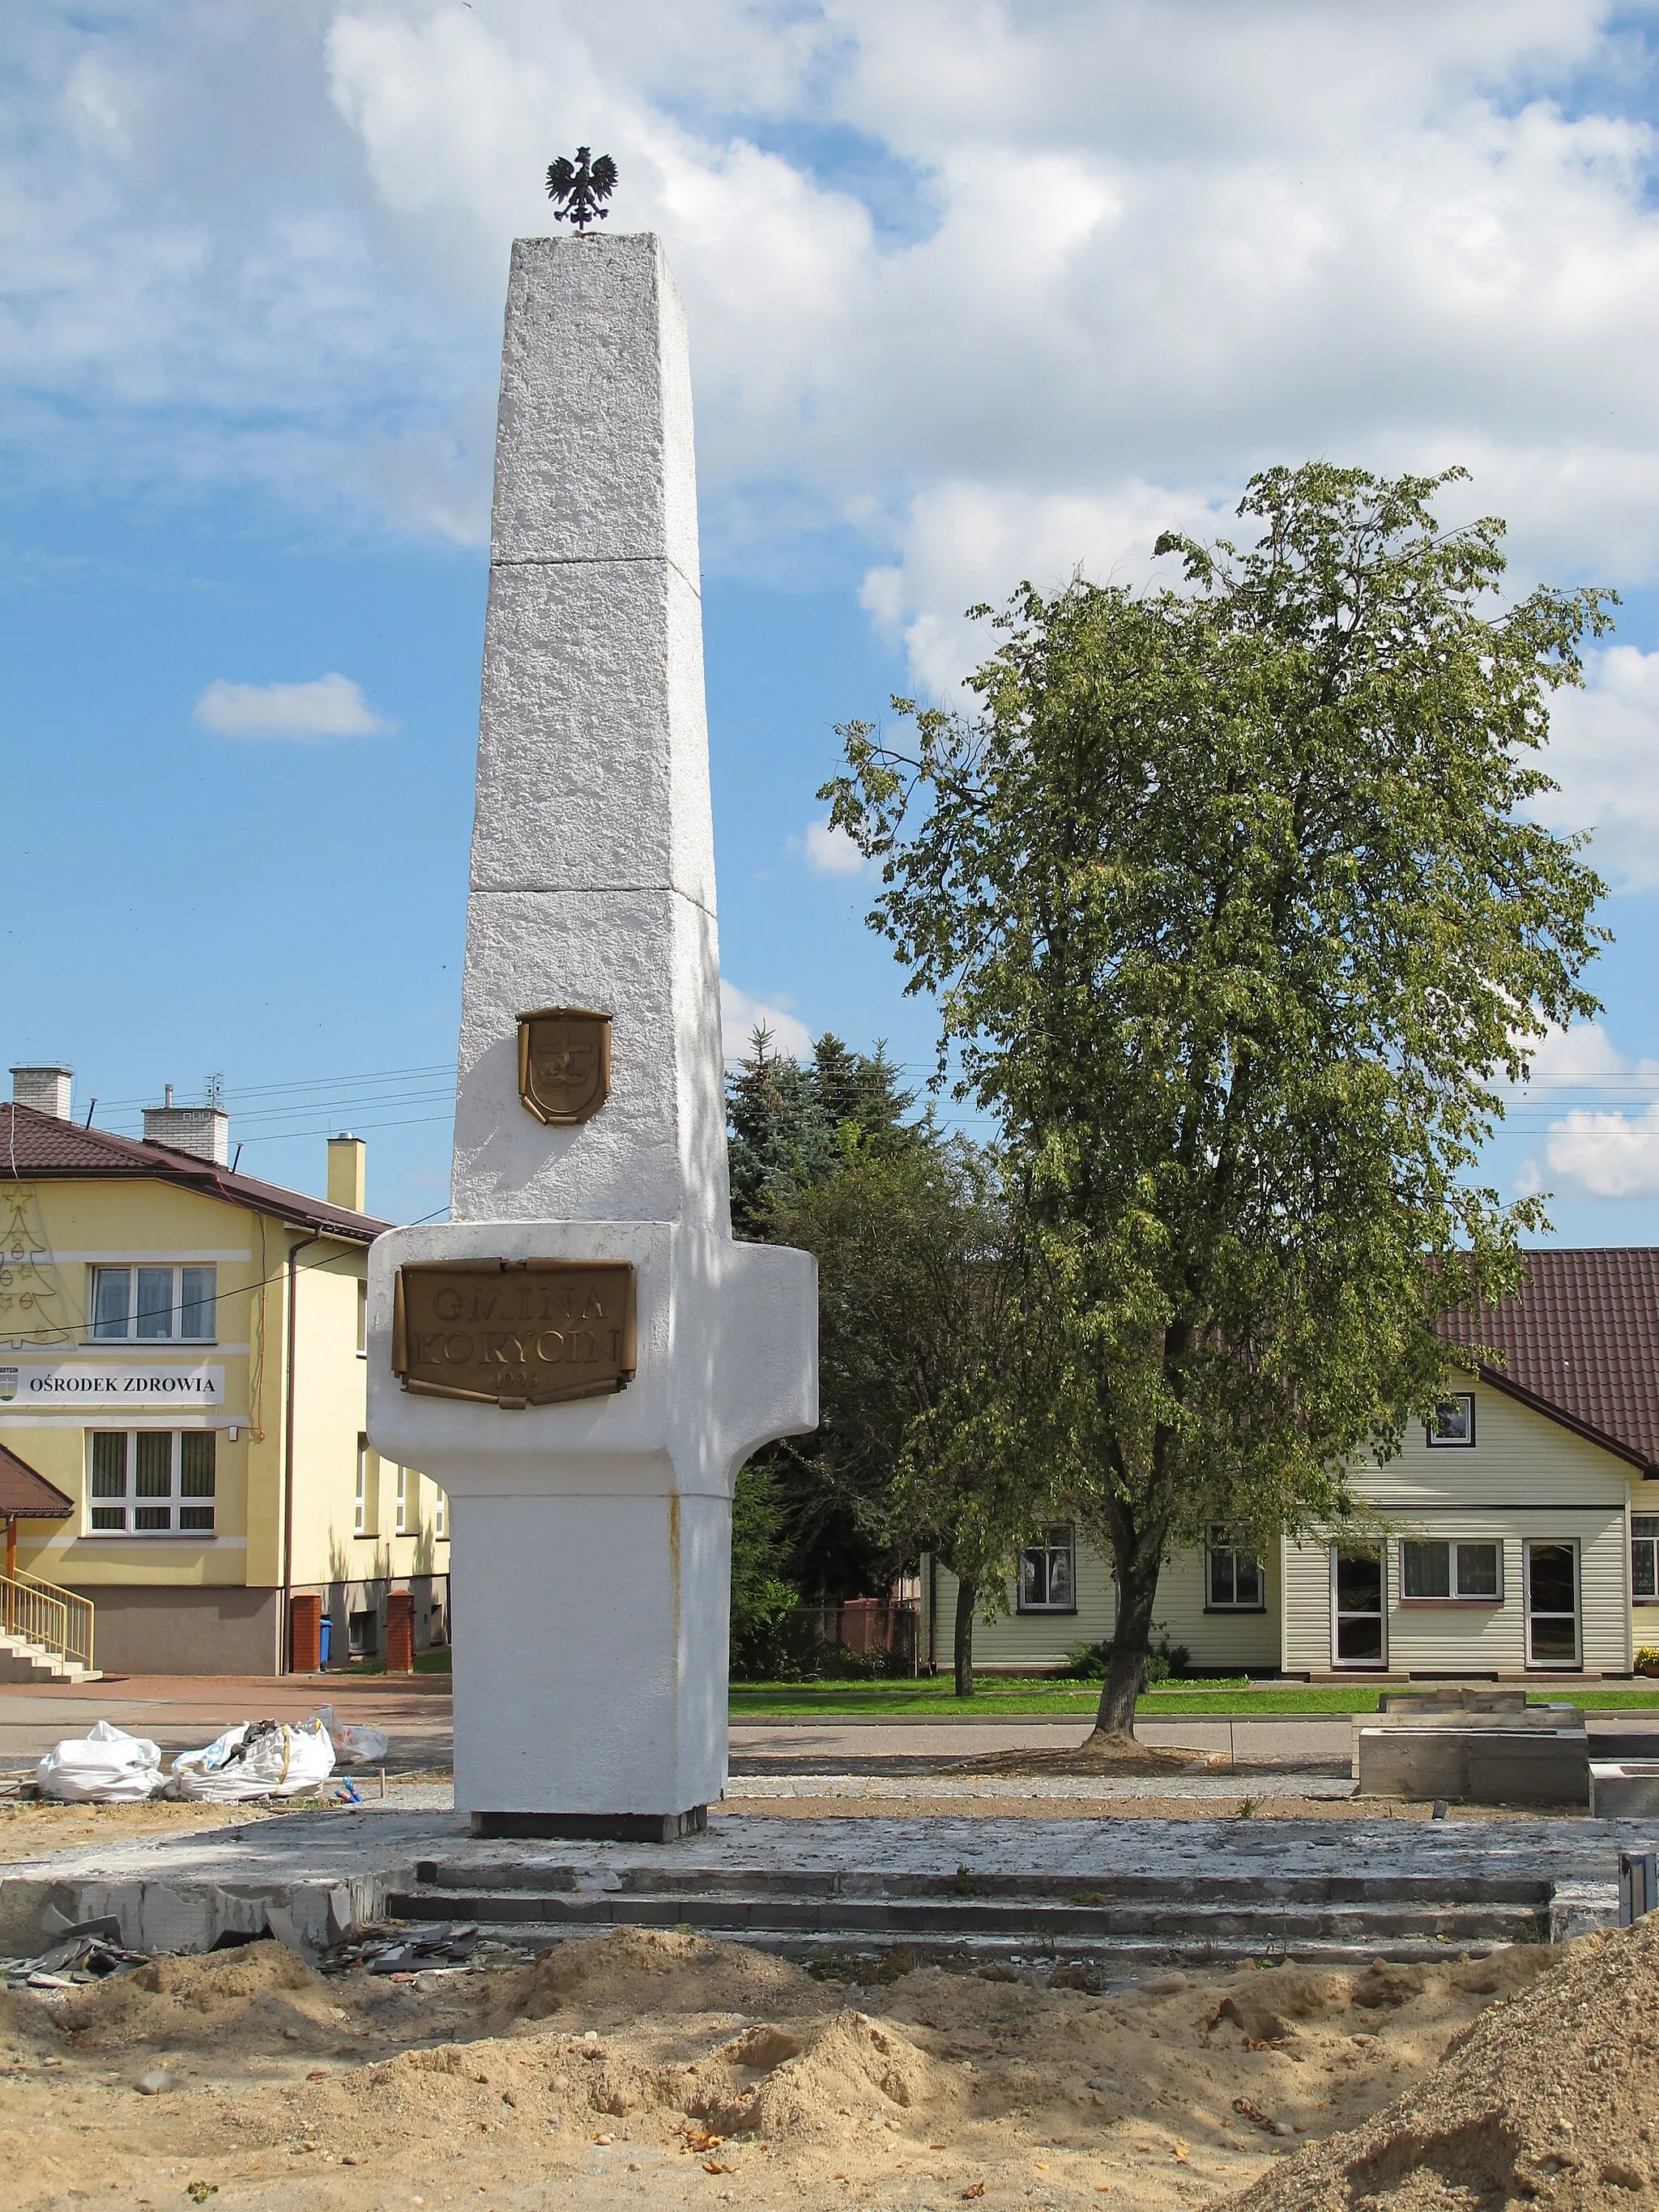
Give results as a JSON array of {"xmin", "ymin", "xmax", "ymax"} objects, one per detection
[
  {"xmin": 391, "ymin": 1259, "xmax": 636, "ymax": 1409},
  {"xmin": 518, "ymin": 1006, "xmax": 611, "ymax": 1125}
]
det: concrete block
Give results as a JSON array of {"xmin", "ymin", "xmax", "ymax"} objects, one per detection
[
  {"xmin": 1357, "ymin": 1728, "xmax": 1470, "ymax": 1798},
  {"xmin": 1358, "ymin": 1726, "xmax": 1589, "ymax": 1805},
  {"xmin": 1591, "ymin": 1761, "xmax": 1659, "ymax": 1817},
  {"xmin": 1467, "ymin": 1732, "xmax": 1589, "ymax": 1806}
]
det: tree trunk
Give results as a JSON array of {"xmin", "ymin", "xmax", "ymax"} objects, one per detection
[
  {"xmin": 953, "ymin": 1579, "xmax": 977, "ymax": 1698},
  {"xmin": 1092, "ymin": 1543, "xmax": 1162, "ymax": 1738}
]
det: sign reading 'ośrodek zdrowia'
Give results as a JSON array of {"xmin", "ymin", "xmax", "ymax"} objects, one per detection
[
  {"xmin": 0, "ymin": 1362, "xmax": 224, "ymax": 1408},
  {"xmin": 390, "ymin": 1259, "xmax": 636, "ymax": 1409}
]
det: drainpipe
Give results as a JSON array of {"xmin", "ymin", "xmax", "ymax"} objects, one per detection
[{"xmin": 282, "ymin": 1231, "xmax": 323, "ymax": 1673}]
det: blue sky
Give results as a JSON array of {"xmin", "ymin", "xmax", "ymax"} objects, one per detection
[{"xmin": 8, "ymin": 2, "xmax": 1659, "ymax": 1239}]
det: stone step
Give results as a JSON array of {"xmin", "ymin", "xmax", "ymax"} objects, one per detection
[
  {"xmin": 408, "ymin": 1859, "xmax": 1547, "ymax": 1907},
  {"xmin": 388, "ymin": 1885, "xmax": 1542, "ymax": 1951},
  {"xmin": 0, "ymin": 1637, "xmax": 99, "ymax": 1685}
]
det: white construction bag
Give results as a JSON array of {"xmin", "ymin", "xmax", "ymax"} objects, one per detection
[
  {"xmin": 171, "ymin": 1717, "xmax": 335, "ymax": 1802},
  {"xmin": 36, "ymin": 1719, "xmax": 164, "ymax": 1803},
  {"xmin": 309, "ymin": 1704, "xmax": 390, "ymax": 1767}
]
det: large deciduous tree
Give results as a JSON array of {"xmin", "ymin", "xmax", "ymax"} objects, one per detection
[{"xmin": 824, "ymin": 464, "xmax": 1612, "ymax": 1738}]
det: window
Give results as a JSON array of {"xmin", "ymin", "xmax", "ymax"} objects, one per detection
[
  {"xmin": 1018, "ymin": 1524, "xmax": 1076, "ymax": 1612},
  {"xmin": 348, "ymin": 1608, "xmax": 377, "ymax": 1657},
  {"xmin": 1205, "ymin": 1528, "xmax": 1265, "ymax": 1611},
  {"xmin": 87, "ymin": 1430, "xmax": 215, "ymax": 1534},
  {"xmin": 1635, "ymin": 1516, "xmax": 1659, "ymax": 1604},
  {"xmin": 356, "ymin": 1280, "xmax": 368, "ymax": 1357},
  {"xmin": 88, "ymin": 1265, "xmax": 215, "ymax": 1343},
  {"xmin": 394, "ymin": 1464, "xmax": 415, "ymax": 1536},
  {"xmin": 1427, "ymin": 1394, "xmax": 1475, "ymax": 1447},
  {"xmin": 354, "ymin": 1434, "xmax": 371, "ymax": 1536},
  {"xmin": 433, "ymin": 1488, "xmax": 448, "ymax": 1541},
  {"xmin": 1401, "ymin": 1538, "xmax": 1503, "ymax": 1602}
]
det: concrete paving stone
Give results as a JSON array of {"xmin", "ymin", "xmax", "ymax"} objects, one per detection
[{"xmin": 1, "ymin": 1801, "xmax": 1653, "ymax": 1962}]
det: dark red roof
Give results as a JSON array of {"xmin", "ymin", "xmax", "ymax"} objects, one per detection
[
  {"xmin": 1440, "ymin": 1248, "xmax": 1659, "ymax": 1474},
  {"xmin": 0, "ymin": 1443, "xmax": 74, "ymax": 1519},
  {"xmin": 0, "ymin": 1103, "xmax": 390, "ymax": 1243}
]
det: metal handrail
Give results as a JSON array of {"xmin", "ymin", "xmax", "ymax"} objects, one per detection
[{"xmin": 1, "ymin": 1570, "xmax": 94, "ymax": 1672}]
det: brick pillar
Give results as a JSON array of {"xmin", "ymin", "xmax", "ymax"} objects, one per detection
[
  {"xmin": 288, "ymin": 1592, "xmax": 322, "ymax": 1674},
  {"xmin": 386, "ymin": 1588, "xmax": 415, "ymax": 1674}
]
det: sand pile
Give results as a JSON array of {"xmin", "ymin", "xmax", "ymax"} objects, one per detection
[
  {"xmin": 1237, "ymin": 1917, "xmax": 1659, "ymax": 2211},
  {"xmin": 57, "ymin": 1937, "xmax": 340, "ymax": 2050},
  {"xmin": 489, "ymin": 1924, "xmax": 819, "ymax": 2028}
]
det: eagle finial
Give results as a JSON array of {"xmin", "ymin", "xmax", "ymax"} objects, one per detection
[{"xmin": 545, "ymin": 147, "xmax": 619, "ymax": 234}]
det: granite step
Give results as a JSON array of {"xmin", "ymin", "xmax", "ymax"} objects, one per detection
[{"xmin": 390, "ymin": 1862, "xmax": 1547, "ymax": 1962}]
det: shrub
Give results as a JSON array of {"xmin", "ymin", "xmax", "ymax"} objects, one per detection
[{"xmin": 1064, "ymin": 1631, "xmax": 1191, "ymax": 1684}]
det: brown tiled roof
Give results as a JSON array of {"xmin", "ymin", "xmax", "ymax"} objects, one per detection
[
  {"xmin": 1439, "ymin": 1248, "xmax": 1659, "ymax": 1474},
  {"xmin": 0, "ymin": 1103, "xmax": 390, "ymax": 1243},
  {"xmin": 0, "ymin": 1443, "xmax": 74, "ymax": 1519}
]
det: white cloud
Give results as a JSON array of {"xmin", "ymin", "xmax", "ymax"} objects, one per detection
[
  {"xmin": 719, "ymin": 978, "xmax": 814, "ymax": 1067},
  {"xmin": 193, "ymin": 672, "xmax": 394, "ymax": 740},
  {"xmin": 797, "ymin": 819, "xmax": 869, "ymax": 876},
  {"xmin": 1520, "ymin": 1020, "xmax": 1627, "ymax": 1082},
  {"xmin": 12, "ymin": 3, "xmax": 1659, "ymax": 765},
  {"xmin": 1533, "ymin": 646, "xmax": 1659, "ymax": 891},
  {"xmin": 1546, "ymin": 1105, "xmax": 1659, "ymax": 1198}
]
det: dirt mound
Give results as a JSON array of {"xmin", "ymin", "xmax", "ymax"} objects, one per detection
[
  {"xmin": 0, "ymin": 1987, "xmax": 61, "ymax": 2052},
  {"xmin": 58, "ymin": 1938, "xmax": 337, "ymax": 2048},
  {"xmin": 741, "ymin": 2008, "xmax": 965, "ymax": 2137},
  {"xmin": 1235, "ymin": 1917, "xmax": 1659, "ymax": 2212},
  {"xmin": 489, "ymin": 1927, "xmax": 819, "ymax": 2029},
  {"xmin": 1209, "ymin": 1967, "xmax": 1353, "ymax": 2044}
]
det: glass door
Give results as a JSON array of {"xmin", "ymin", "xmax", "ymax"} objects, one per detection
[
  {"xmin": 1332, "ymin": 1548, "xmax": 1386, "ymax": 1668},
  {"xmin": 1525, "ymin": 1541, "xmax": 1580, "ymax": 1668}
]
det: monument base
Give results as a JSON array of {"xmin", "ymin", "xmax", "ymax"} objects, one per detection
[{"xmin": 469, "ymin": 1805, "xmax": 709, "ymax": 1843}]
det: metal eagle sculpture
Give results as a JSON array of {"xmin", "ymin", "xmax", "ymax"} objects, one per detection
[{"xmin": 546, "ymin": 147, "xmax": 618, "ymax": 232}]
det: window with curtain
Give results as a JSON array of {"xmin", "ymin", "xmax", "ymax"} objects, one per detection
[
  {"xmin": 1017, "ymin": 1524, "xmax": 1076, "ymax": 1612},
  {"xmin": 88, "ymin": 1265, "xmax": 215, "ymax": 1342},
  {"xmin": 87, "ymin": 1430, "xmax": 215, "ymax": 1533}
]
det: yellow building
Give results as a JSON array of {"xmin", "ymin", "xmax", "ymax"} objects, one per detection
[{"xmin": 0, "ymin": 1064, "xmax": 450, "ymax": 1677}]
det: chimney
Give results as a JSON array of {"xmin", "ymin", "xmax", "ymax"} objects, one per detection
[
  {"xmin": 143, "ymin": 1082, "xmax": 229, "ymax": 1166},
  {"xmin": 10, "ymin": 1066, "xmax": 73, "ymax": 1119},
  {"xmin": 327, "ymin": 1132, "xmax": 367, "ymax": 1213}
]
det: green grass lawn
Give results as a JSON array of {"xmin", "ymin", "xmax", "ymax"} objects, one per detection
[{"xmin": 727, "ymin": 1677, "xmax": 1659, "ymax": 1716}]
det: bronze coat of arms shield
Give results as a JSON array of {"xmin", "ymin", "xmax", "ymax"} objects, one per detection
[{"xmin": 517, "ymin": 1006, "xmax": 612, "ymax": 1125}]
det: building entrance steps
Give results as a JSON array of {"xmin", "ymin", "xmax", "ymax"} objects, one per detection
[{"xmin": 0, "ymin": 1807, "xmax": 1642, "ymax": 1967}]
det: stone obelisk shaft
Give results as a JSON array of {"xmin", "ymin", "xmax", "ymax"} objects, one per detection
[{"xmin": 451, "ymin": 233, "xmax": 727, "ymax": 1234}]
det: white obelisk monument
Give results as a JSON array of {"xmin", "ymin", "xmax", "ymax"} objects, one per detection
[{"xmin": 366, "ymin": 232, "xmax": 817, "ymax": 1839}]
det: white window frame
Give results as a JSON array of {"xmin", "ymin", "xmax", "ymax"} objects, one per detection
[
  {"xmin": 433, "ymin": 1488, "xmax": 448, "ymax": 1541},
  {"xmin": 1426, "ymin": 1392, "xmax": 1476, "ymax": 1448},
  {"xmin": 356, "ymin": 1279, "xmax": 368, "ymax": 1358},
  {"xmin": 354, "ymin": 1434, "xmax": 370, "ymax": 1537},
  {"xmin": 1017, "ymin": 1524, "xmax": 1077, "ymax": 1613},
  {"xmin": 1205, "ymin": 1526, "xmax": 1266, "ymax": 1611},
  {"xmin": 1635, "ymin": 1515, "xmax": 1659, "ymax": 1606},
  {"xmin": 394, "ymin": 1464, "xmax": 414, "ymax": 1536},
  {"xmin": 87, "ymin": 1429, "xmax": 215, "ymax": 1536},
  {"xmin": 87, "ymin": 1263, "xmax": 217, "ymax": 1345},
  {"xmin": 1400, "ymin": 1537, "xmax": 1503, "ymax": 1604}
]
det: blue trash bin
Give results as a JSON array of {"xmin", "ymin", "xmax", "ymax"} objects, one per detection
[{"xmin": 318, "ymin": 1616, "xmax": 332, "ymax": 1669}]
